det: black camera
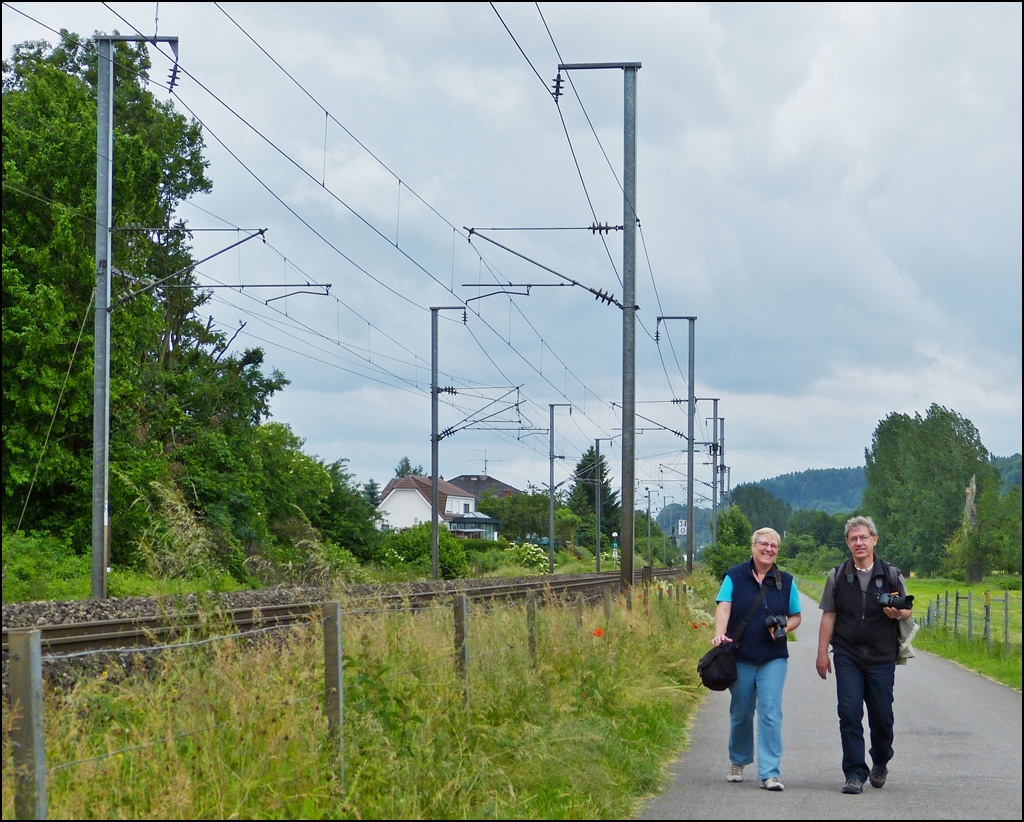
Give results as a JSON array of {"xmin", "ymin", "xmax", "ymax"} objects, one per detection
[
  {"xmin": 764, "ymin": 614, "xmax": 788, "ymax": 640},
  {"xmin": 878, "ymin": 592, "xmax": 914, "ymax": 610}
]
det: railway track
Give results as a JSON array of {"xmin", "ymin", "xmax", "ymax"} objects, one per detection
[{"xmin": 3, "ymin": 568, "xmax": 686, "ymax": 657}]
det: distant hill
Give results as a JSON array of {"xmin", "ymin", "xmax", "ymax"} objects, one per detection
[
  {"xmin": 754, "ymin": 467, "xmax": 865, "ymax": 514},
  {"xmin": 993, "ymin": 454, "xmax": 1022, "ymax": 491},
  {"xmin": 750, "ymin": 455, "xmax": 1019, "ymax": 514}
]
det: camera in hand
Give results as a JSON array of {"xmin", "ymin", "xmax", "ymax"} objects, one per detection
[
  {"xmin": 878, "ymin": 592, "xmax": 914, "ymax": 610},
  {"xmin": 764, "ymin": 613, "xmax": 788, "ymax": 640}
]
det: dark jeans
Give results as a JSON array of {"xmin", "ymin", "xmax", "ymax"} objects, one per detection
[{"xmin": 833, "ymin": 652, "xmax": 895, "ymax": 781}]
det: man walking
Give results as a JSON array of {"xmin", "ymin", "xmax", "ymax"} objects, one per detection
[{"xmin": 816, "ymin": 516, "xmax": 913, "ymax": 794}]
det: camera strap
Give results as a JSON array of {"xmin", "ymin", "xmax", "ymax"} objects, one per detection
[{"xmin": 730, "ymin": 567, "xmax": 782, "ymax": 644}]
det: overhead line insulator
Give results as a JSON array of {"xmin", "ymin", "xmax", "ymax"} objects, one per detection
[{"xmin": 551, "ymin": 72, "xmax": 563, "ymax": 100}]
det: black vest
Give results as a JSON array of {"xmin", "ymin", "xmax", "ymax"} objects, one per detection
[
  {"xmin": 830, "ymin": 557, "xmax": 900, "ymax": 665},
  {"xmin": 725, "ymin": 560, "xmax": 793, "ymax": 665}
]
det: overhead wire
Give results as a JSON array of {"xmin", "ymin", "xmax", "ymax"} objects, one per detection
[
  {"xmin": 160, "ymin": 4, "xmax": 622, "ymax": 446},
  {"xmin": 11, "ymin": 3, "xmax": 656, "ymax": 473}
]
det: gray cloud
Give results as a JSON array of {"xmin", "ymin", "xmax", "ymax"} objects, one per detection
[{"xmin": 4, "ymin": 2, "xmax": 1019, "ymax": 500}]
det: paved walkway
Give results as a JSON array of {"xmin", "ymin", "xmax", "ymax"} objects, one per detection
[{"xmin": 638, "ymin": 592, "xmax": 1023, "ymax": 820}]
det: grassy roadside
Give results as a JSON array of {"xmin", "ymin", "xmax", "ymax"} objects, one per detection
[
  {"xmin": 2, "ymin": 574, "xmax": 719, "ymax": 819},
  {"xmin": 794, "ymin": 575, "xmax": 1022, "ymax": 690}
]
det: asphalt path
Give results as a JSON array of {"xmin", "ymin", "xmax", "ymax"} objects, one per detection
[{"xmin": 638, "ymin": 591, "xmax": 1023, "ymax": 820}]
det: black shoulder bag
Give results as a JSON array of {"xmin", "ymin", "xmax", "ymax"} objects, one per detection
[{"xmin": 697, "ymin": 569, "xmax": 780, "ymax": 691}]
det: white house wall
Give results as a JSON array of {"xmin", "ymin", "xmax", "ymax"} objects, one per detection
[
  {"xmin": 446, "ymin": 493, "xmax": 475, "ymax": 515},
  {"xmin": 377, "ymin": 488, "xmax": 431, "ymax": 530}
]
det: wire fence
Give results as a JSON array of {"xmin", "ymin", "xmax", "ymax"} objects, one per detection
[
  {"xmin": 5, "ymin": 575, "xmax": 695, "ymax": 819},
  {"xmin": 918, "ymin": 588, "xmax": 1022, "ymax": 654}
]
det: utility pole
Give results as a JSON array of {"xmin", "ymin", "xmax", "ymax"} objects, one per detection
[
  {"xmin": 687, "ymin": 320, "xmax": 695, "ymax": 573},
  {"xmin": 92, "ymin": 33, "xmax": 179, "ymax": 600},
  {"xmin": 645, "ymin": 486, "xmax": 653, "ymax": 568},
  {"xmin": 662, "ymin": 495, "xmax": 674, "ymax": 564},
  {"xmin": 595, "ymin": 439, "xmax": 603, "ymax": 573},
  {"xmin": 431, "ymin": 306, "xmax": 463, "ymax": 581},
  {"xmin": 711, "ymin": 399, "xmax": 720, "ymax": 546},
  {"xmin": 557, "ymin": 61, "xmax": 640, "ymax": 592},
  {"xmin": 655, "ymin": 315, "xmax": 696, "ymax": 573},
  {"xmin": 719, "ymin": 417, "xmax": 727, "ymax": 510},
  {"xmin": 548, "ymin": 403, "xmax": 570, "ymax": 573}
]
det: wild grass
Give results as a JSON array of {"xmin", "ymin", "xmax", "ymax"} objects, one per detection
[{"xmin": 3, "ymin": 575, "xmax": 718, "ymax": 819}]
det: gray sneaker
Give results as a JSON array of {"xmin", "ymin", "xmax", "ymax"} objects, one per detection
[
  {"xmin": 727, "ymin": 764, "xmax": 744, "ymax": 782},
  {"xmin": 762, "ymin": 777, "xmax": 784, "ymax": 791},
  {"xmin": 842, "ymin": 776, "xmax": 864, "ymax": 794},
  {"xmin": 869, "ymin": 765, "xmax": 888, "ymax": 788}
]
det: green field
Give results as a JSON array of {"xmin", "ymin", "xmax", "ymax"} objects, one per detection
[{"xmin": 794, "ymin": 575, "xmax": 1022, "ymax": 691}]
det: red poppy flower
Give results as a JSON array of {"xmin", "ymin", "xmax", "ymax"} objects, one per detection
[
  {"xmin": 692, "ymin": 623, "xmax": 699, "ymax": 629},
  {"xmin": 592, "ymin": 627, "xmax": 605, "ymax": 638}
]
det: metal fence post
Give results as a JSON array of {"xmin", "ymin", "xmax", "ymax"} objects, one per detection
[
  {"xmin": 323, "ymin": 601, "xmax": 344, "ymax": 785},
  {"xmin": 526, "ymin": 590, "xmax": 537, "ymax": 666},
  {"xmin": 954, "ymin": 589, "xmax": 960, "ymax": 636},
  {"xmin": 926, "ymin": 601, "xmax": 933, "ymax": 628},
  {"xmin": 967, "ymin": 591, "xmax": 973, "ymax": 641},
  {"xmin": 575, "ymin": 592, "xmax": 584, "ymax": 628},
  {"xmin": 453, "ymin": 594, "xmax": 469, "ymax": 711},
  {"xmin": 9, "ymin": 628, "xmax": 46, "ymax": 820},
  {"xmin": 604, "ymin": 588, "xmax": 612, "ymax": 622},
  {"xmin": 944, "ymin": 590, "xmax": 949, "ymax": 629}
]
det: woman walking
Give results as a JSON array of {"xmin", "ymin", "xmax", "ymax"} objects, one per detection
[{"xmin": 711, "ymin": 527, "xmax": 802, "ymax": 791}]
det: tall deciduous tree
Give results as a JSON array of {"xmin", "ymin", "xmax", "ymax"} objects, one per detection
[
  {"xmin": 3, "ymin": 35, "xmax": 378, "ymax": 583},
  {"xmin": 863, "ymin": 404, "xmax": 999, "ymax": 575}
]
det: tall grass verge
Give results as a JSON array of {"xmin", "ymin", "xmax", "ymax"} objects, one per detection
[{"xmin": 3, "ymin": 575, "xmax": 718, "ymax": 819}]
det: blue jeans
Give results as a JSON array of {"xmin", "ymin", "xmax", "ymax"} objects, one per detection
[
  {"xmin": 833, "ymin": 652, "xmax": 895, "ymax": 781},
  {"xmin": 728, "ymin": 657, "xmax": 788, "ymax": 780}
]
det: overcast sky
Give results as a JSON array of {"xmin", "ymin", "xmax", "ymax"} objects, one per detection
[{"xmin": 4, "ymin": 2, "xmax": 1021, "ymax": 513}]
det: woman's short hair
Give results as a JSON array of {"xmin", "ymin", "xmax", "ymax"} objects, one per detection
[
  {"xmin": 844, "ymin": 515, "xmax": 878, "ymax": 537},
  {"xmin": 751, "ymin": 527, "xmax": 781, "ymax": 547}
]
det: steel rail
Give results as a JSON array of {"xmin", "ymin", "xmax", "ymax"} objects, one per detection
[{"xmin": 2, "ymin": 569, "xmax": 686, "ymax": 656}]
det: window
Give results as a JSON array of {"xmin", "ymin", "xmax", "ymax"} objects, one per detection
[{"xmin": 463, "ymin": 503, "xmax": 470, "ymax": 513}]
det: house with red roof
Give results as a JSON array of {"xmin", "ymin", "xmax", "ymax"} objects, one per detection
[{"xmin": 376, "ymin": 475, "xmax": 501, "ymax": 540}]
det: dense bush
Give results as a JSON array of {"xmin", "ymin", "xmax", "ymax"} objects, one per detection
[
  {"xmin": 2, "ymin": 529, "xmax": 90, "ymax": 601},
  {"xmin": 378, "ymin": 524, "xmax": 468, "ymax": 579}
]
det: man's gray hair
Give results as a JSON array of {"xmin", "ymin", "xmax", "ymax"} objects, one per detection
[{"xmin": 845, "ymin": 515, "xmax": 878, "ymax": 538}]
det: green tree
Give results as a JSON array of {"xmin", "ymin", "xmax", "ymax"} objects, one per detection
[
  {"xmin": 316, "ymin": 461, "xmax": 380, "ymax": 563},
  {"xmin": 731, "ymin": 484, "xmax": 791, "ymax": 534},
  {"xmin": 780, "ymin": 532, "xmax": 816, "ymax": 559},
  {"xmin": 863, "ymin": 404, "xmax": 998, "ymax": 574},
  {"xmin": 3, "ymin": 35, "xmax": 379, "ymax": 586},
  {"xmin": 701, "ymin": 505, "xmax": 752, "ymax": 579},
  {"xmin": 477, "ymin": 485, "xmax": 548, "ymax": 542},
  {"xmin": 786, "ymin": 509, "xmax": 846, "ymax": 550},
  {"xmin": 944, "ymin": 479, "xmax": 1022, "ymax": 580},
  {"xmin": 554, "ymin": 507, "xmax": 582, "ymax": 549},
  {"xmin": 634, "ymin": 508, "xmax": 665, "ymax": 565},
  {"xmin": 2, "ymin": 35, "xmax": 217, "ymax": 554},
  {"xmin": 362, "ymin": 478, "xmax": 381, "ymax": 507},
  {"xmin": 394, "ymin": 456, "xmax": 424, "ymax": 477},
  {"xmin": 567, "ymin": 446, "xmax": 620, "ymax": 540}
]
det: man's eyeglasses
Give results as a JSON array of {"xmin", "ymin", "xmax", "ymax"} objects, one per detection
[{"xmin": 754, "ymin": 540, "xmax": 779, "ymax": 550}]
